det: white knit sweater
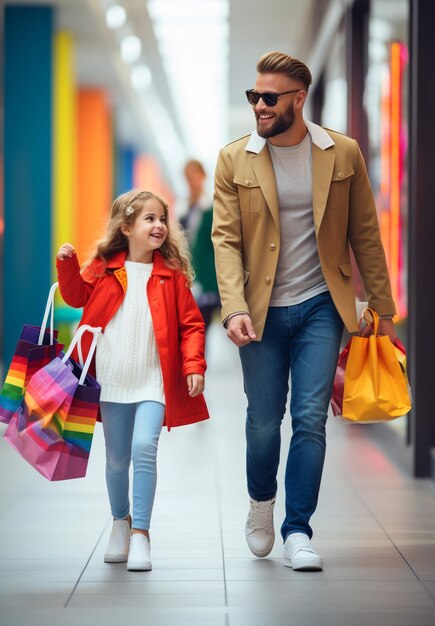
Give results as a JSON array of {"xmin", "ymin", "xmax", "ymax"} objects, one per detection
[{"xmin": 96, "ymin": 261, "xmax": 165, "ymax": 404}]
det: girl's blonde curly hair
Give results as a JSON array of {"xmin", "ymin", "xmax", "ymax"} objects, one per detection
[{"xmin": 87, "ymin": 189, "xmax": 194, "ymax": 285}]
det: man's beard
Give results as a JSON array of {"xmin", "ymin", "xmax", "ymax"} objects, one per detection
[{"xmin": 256, "ymin": 102, "xmax": 295, "ymax": 138}]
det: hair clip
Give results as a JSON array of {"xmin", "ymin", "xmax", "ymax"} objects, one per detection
[{"xmin": 125, "ymin": 205, "xmax": 135, "ymax": 216}]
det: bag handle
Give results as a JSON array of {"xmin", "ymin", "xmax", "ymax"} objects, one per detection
[
  {"xmin": 360, "ymin": 307, "xmax": 379, "ymax": 336},
  {"xmin": 38, "ymin": 282, "xmax": 59, "ymax": 346},
  {"xmin": 76, "ymin": 338, "xmax": 84, "ymax": 368},
  {"xmin": 62, "ymin": 325, "xmax": 102, "ymax": 385},
  {"xmin": 78, "ymin": 329, "xmax": 101, "ymax": 386}
]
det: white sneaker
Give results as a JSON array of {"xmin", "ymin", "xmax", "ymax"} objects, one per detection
[
  {"xmin": 127, "ymin": 533, "xmax": 152, "ymax": 571},
  {"xmin": 104, "ymin": 519, "xmax": 130, "ymax": 563},
  {"xmin": 245, "ymin": 497, "xmax": 276, "ymax": 557},
  {"xmin": 283, "ymin": 532, "xmax": 323, "ymax": 571}
]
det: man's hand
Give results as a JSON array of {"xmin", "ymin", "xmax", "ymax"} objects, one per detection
[
  {"xmin": 359, "ymin": 318, "xmax": 397, "ymax": 342},
  {"xmin": 187, "ymin": 374, "xmax": 205, "ymax": 397},
  {"xmin": 227, "ymin": 314, "xmax": 257, "ymax": 347}
]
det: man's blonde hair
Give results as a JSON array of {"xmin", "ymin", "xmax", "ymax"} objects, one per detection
[{"xmin": 257, "ymin": 51, "xmax": 312, "ymax": 92}]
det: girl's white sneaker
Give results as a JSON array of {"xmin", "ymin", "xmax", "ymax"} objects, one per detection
[
  {"xmin": 127, "ymin": 533, "xmax": 152, "ymax": 571},
  {"xmin": 104, "ymin": 519, "xmax": 130, "ymax": 563}
]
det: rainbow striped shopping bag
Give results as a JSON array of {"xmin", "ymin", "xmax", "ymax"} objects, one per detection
[
  {"xmin": 0, "ymin": 283, "xmax": 63, "ymax": 424},
  {"xmin": 4, "ymin": 325, "xmax": 101, "ymax": 481}
]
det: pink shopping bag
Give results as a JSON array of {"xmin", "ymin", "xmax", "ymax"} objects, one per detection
[{"xmin": 4, "ymin": 325, "xmax": 101, "ymax": 481}]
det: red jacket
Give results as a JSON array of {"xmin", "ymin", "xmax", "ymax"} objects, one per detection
[{"xmin": 56, "ymin": 250, "xmax": 209, "ymax": 430}]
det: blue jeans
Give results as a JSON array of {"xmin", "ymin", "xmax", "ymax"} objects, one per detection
[
  {"xmin": 100, "ymin": 401, "xmax": 165, "ymax": 531},
  {"xmin": 239, "ymin": 291, "xmax": 343, "ymax": 540}
]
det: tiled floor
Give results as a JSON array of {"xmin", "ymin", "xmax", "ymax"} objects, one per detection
[{"xmin": 1, "ymin": 322, "xmax": 435, "ymax": 626}]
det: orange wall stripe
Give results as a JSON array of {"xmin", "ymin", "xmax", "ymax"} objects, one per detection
[{"xmin": 76, "ymin": 90, "xmax": 112, "ymax": 263}]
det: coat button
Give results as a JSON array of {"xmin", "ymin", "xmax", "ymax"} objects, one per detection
[
  {"xmin": 160, "ymin": 279, "xmax": 165, "ymax": 284},
  {"xmin": 269, "ymin": 243, "xmax": 276, "ymax": 251},
  {"xmin": 337, "ymin": 171, "xmax": 344, "ymax": 178},
  {"xmin": 245, "ymin": 179, "xmax": 253, "ymax": 186},
  {"xmin": 265, "ymin": 276, "xmax": 271, "ymax": 284}
]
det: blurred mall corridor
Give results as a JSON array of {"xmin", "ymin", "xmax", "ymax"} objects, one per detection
[{"xmin": 2, "ymin": 1, "xmax": 435, "ymax": 624}]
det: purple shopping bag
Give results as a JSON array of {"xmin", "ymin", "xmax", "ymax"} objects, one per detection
[
  {"xmin": 0, "ymin": 283, "xmax": 64, "ymax": 423},
  {"xmin": 4, "ymin": 325, "xmax": 101, "ymax": 481}
]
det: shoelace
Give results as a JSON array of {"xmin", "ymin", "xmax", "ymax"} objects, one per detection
[
  {"xmin": 250, "ymin": 501, "xmax": 273, "ymax": 530},
  {"xmin": 290, "ymin": 535, "xmax": 316, "ymax": 555}
]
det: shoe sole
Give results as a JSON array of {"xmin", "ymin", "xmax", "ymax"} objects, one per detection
[
  {"xmin": 127, "ymin": 562, "xmax": 152, "ymax": 571},
  {"xmin": 104, "ymin": 555, "xmax": 128, "ymax": 563},
  {"xmin": 283, "ymin": 556, "xmax": 323, "ymax": 571}
]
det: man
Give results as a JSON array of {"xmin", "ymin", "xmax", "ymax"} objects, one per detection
[
  {"xmin": 179, "ymin": 159, "xmax": 220, "ymax": 330},
  {"xmin": 212, "ymin": 51, "xmax": 396, "ymax": 571}
]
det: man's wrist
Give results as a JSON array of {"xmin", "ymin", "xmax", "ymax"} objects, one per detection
[{"xmin": 223, "ymin": 311, "xmax": 249, "ymax": 328}]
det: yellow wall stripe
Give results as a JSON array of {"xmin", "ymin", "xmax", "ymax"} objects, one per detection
[{"xmin": 52, "ymin": 32, "xmax": 76, "ymax": 282}]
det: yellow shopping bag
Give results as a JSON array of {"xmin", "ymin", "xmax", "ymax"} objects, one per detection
[{"xmin": 342, "ymin": 308, "xmax": 412, "ymax": 423}]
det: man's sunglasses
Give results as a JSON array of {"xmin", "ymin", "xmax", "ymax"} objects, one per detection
[{"xmin": 245, "ymin": 89, "xmax": 300, "ymax": 107}]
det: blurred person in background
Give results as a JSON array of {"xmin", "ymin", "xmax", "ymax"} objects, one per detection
[
  {"xmin": 212, "ymin": 51, "xmax": 396, "ymax": 571},
  {"xmin": 179, "ymin": 159, "xmax": 220, "ymax": 331}
]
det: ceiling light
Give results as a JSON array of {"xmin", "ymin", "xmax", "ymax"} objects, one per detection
[
  {"xmin": 120, "ymin": 35, "xmax": 142, "ymax": 63},
  {"xmin": 147, "ymin": 0, "xmax": 229, "ymax": 172},
  {"xmin": 106, "ymin": 5, "xmax": 127, "ymax": 29}
]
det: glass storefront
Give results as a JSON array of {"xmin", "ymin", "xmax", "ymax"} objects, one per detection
[
  {"xmin": 365, "ymin": 0, "xmax": 409, "ymax": 438},
  {"xmin": 319, "ymin": 1, "xmax": 410, "ymax": 441},
  {"xmin": 321, "ymin": 21, "xmax": 348, "ymax": 134}
]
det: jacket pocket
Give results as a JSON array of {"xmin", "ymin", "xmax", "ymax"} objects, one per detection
[
  {"xmin": 331, "ymin": 168, "xmax": 354, "ymax": 182},
  {"xmin": 234, "ymin": 177, "xmax": 264, "ymax": 212},
  {"xmin": 328, "ymin": 169, "xmax": 354, "ymax": 210}
]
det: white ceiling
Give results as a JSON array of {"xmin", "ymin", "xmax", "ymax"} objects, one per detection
[{"xmin": 5, "ymin": 0, "xmax": 325, "ymax": 190}]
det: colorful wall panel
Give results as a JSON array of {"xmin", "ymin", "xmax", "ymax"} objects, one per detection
[
  {"xmin": 76, "ymin": 90, "xmax": 113, "ymax": 263},
  {"xmin": 114, "ymin": 145, "xmax": 135, "ymax": 197},
  {"xmin": 3, "ymin": 6, "xmax": 53, "ymax": 363},
  {"xmin": 53, "ymin": 32, "xmax": 76, "ymax": 278}
]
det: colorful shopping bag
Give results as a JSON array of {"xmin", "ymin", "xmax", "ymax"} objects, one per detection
[
  {"xmin": 331, "ymin": 308, "xmax": 411, "ymax": 423},
  {"xmin": 4, "ymin": 325, "xmax": 101, "ymax": 481},
  {"xmin": 0, "ymin": 283, "xmax": 64, "ymax": 424},
  {"xmin": 331, "ymin": 339, "xmax": 351, "ymax": 418}
]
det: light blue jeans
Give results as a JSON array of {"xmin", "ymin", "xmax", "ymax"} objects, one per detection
[
  {"xmin": 239, "ymin": 291, "xmax": 344, "ymax": 540},
  {"xmin": 100, "ymin": 401, "xmax": 165, "ymax": 530}
]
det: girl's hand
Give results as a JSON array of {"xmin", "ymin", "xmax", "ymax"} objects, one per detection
[
  {"xmin": 187, "ymin": 373, "xmax": 205, "ymax": 397},
  {"xmin": 57, "ymin": 243, "xmax": 76, "ymax": 260}
]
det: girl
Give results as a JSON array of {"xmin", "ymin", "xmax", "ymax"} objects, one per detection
[{"xmin": 56, "ymin": 190, "xmax": 209, "ymax": 571}]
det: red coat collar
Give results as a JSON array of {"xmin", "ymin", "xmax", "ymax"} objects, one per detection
[
  {"xmin": 151, "ymin": 251, "xmax": 173, "ymax": 277},
  {"xmin": 106, "ymin": 250, "xmax": 172, "ymax": 277}
]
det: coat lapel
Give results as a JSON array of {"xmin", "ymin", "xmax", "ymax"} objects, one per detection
[
  {"xmin": 251, "ymin": 146, "xmax": 280, "ymax": 228},
  {"xmin": 312, "ymin": 143, "xmax": 335, "ymax": 236},
  {"xmin": 113, "ymin": 268, "xmax": 127, "ymax": 293},
  {"xmin": 151, "ymin": 251, "xmax": 172, "ymax": 277}
]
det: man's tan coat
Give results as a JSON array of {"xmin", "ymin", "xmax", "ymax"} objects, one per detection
[{"xmin": 212, "ymin": 121, "xmax": 395, "ymax": 340}]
